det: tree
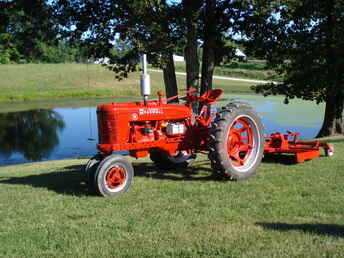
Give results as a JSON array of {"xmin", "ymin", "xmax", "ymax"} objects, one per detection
[
  {"xmin": 55, "ymin": 0, "xmax": 180, "ymax": 99},
  {"xmin": 0, "ymin": 0, "xmax": 59, "ymax": 63},
  {"xmin": 241, "ymin": 0, "xmax": 344, "ymax": 137},
  {"xmin": 55, "ymin": 0, "xmax": 239, "ymax": 99},
  {"xmin": 182, "ymin": 0, "xmax": 202, "ymax": 91},
  {"xmin": 200, "ymin": 0, "xmax": 217, "ymax": 94},
  {"xmin": 180, "ymin": 0, "xmax": 238, "ymax": 95}
]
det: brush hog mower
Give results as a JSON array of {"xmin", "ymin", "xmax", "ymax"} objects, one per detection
[{"xmin": 84, "ymin": 54, "xmax": 334, "ymax": 197}]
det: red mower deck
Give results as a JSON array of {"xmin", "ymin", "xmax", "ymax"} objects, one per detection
[{"xmin": 264, "ymin": 132, "xmax": 334, "ymax": 163}]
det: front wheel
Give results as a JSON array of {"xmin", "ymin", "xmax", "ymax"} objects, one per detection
[
  {"xmin": 209, "ymin": 102, "xmax": 264, "ymax": 180},
  {"xmin": 94, "ymin": 154, "xmax": 134, "ymax": 197}
]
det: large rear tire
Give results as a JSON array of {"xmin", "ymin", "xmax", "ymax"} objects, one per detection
[
  {"xmin": 150, "ymin": 151, "xmax": 196, "ymax": 170},
  {"xmin": 94, "ymin": 154, "xmax": 134, "ymax": 197},
  {"xmin": 209, "ymin": 102, "xmax": 264, "ymax": 180}
]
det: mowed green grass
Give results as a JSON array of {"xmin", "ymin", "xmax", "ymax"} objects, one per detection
[
  {"xmin": 0, "ymin": 137, "xmax": 343, "ymax": 257},
  {"xmin": 0, "ymin": 63, "xmax": 256, "ymax": 102}
]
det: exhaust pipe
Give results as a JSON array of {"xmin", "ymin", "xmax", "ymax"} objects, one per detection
[{"xmin": 140, "ymin": 54, "xmax": 150, "ymax": 105}]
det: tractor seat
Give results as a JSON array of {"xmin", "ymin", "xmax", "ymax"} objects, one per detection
[{"xmin": 198, "ymin": 89, "xmax": 223, "ymax": 104}]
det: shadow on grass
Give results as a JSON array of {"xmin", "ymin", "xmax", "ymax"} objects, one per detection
[
  {"xmin": 0, "ymin": 160, "xmax": 221, "ymax": 196},
  {"xmin": 256, "ymin": 222, "xmax": 344, "ymax": 238},
  {"xmin": 262, "ymin": 154, "xmax": 296, "ymax": 165},
  {"xmin": 0, "ymin": 164, "xmax": 90, "ymax": 196},
  {"xmin": 133, "ymin": 160, "xmax": 221, "ymax": 182}
]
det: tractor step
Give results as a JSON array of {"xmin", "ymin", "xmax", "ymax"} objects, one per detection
[{"xmin": 264, "ymin": 132, "xmax": 334, "ymax": 163}]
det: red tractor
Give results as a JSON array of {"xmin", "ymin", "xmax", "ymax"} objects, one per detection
[{"xmin": 84, "ymin": 55, "xmax": 265, "ymax": 196}]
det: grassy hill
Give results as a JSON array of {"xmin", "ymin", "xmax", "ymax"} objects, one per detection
[{"xmin": 0, "ymin": 63, "xmax": 261, "ymax": 102}]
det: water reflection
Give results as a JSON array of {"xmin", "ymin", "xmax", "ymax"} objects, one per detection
[{"xmin": 0, "ymin": 110, "xmax": 65, "ymax": 161}]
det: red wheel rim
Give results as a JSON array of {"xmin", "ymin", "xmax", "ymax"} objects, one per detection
[
  {"xmin": 105, "ymin": 166, "xmax": 127, "ymax": 189},
  {"xmin": 227, "ymin": 118, "xmax": 254, "ymax": 167}
]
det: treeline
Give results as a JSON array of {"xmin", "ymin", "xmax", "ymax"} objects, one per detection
[
  {"xmin": 0, "ymin": 41, "xmax": 88, "ymax": 64},
  {"xmin": 0, "ymin": 0, "xmax": 88, "ymax": 64}
]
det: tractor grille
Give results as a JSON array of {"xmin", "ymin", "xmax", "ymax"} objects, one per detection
[{"xmin": 97, "ymin": 110, "xmax": 116, "ymax": 144}]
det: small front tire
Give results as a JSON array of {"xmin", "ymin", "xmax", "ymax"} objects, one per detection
[{"xmin": 94, "ymin": 154, "xmax": 134, "ymax": 197}]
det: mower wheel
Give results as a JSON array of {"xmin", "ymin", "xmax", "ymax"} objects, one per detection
[
  {"xmin": 150, "ymin": 151, "xmax": 196, "ymax": 170},
  {"xmin": 325, "ymin": 147, "xmax": 334, "ymax": 157},
  {"xmin": 209, "ymin": 102, "xmax": 264, "ymax": 180},
  {"xmin": 94, "ymin": 154, "xmax": 134, "ymax": 197}
]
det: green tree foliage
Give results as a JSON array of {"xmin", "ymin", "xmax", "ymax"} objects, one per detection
[
  {"xmin": 241, "ymin": 0, "xmax": 344, "ymax": 137},
  {"xmin": 0, "ymin": 0, "xmax": 86, "ymax": 63},
  {"xmin": 55, "ymin": 0, "xmax": 242, "ymax": 97},
  {"xmin": 0, "ymin": 0, "xmax": 58, "ymax": 63},
  {"xmin": 37, "ymin": 41, "xmax": 89, "ymax": 63},
  {"xmin": 56, "ymin": 0, "xmax": 181, "ymax": 97},
  {"xmin": 56, "ymin": 1, "xmax": 177, "ymax": 73}
]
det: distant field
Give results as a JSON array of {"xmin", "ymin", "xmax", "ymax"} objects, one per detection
[
  {"xmin": 0, "ymin": 63, "xmax": 258, "ymax": 102},
  {"xmin": 174, "ymin": 61, "xmax": 280, "ymax": 81},
  {"xmin": 0, "ymin": 136, "xmax": 343, "ymax": 257}
]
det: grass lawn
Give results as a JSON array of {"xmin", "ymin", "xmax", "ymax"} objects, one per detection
[
  {"xmin": 0, "ymin": 137, "xmax": 343, "ymax": 257},
  {"xmin": 0, "ymin": 63, "xmax": 256, "ymax": 102}
]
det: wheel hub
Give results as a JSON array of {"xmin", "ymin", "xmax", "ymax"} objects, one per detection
[
  {"xmin": 106, "ymin": 167, "xmax": 126, "ymax": 189},
  {"xmin": 227, "ymin": 118, "xmax": 254, "ymax": 167}
]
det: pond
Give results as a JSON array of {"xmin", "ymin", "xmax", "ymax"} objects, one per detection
[{"xmin": 0, "ymin": 94, "xmax": 325, "ymax": 166}]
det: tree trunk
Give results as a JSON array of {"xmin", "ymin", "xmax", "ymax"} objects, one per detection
[
  {"xmin": 184, "ymin": 0, "xmax": 200, "ymax": 90},
  {"xmin": 317, "ymin": 1, "xmax": 344, "ymax": 137},
  {"xmin": 200, "ymin": 0, "xmax": 216, "ymax": 95},
  {"xmin": 162, "ymin": 52, "xmax": 178, "ymax": 102},
  {"xmin": 183, "ymin": 0, "xmax": 201, "ymax": 113},
  {"xmin": 316, "ymin": 90, "xmax": 344, "ymax": 137}
]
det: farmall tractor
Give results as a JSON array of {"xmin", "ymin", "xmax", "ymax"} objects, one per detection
[
  {"xmin": 84, "ymin": 55, "xmax": 333, "ymax": 197},
  {"xmin": 84, "ymin": 55, "xmax": 265, "ymax": 196}
]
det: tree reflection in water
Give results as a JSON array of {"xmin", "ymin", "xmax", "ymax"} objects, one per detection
[{"xmin": 0, "ymin": 109, "xmax": 65, "ymax": 161}]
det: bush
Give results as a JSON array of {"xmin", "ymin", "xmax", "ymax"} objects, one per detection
[{"xmin": 0, "ymin": 49, "xmax": 11, "ymax": 64}]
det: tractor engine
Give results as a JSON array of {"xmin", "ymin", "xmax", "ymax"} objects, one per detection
[{"xmin": 96, "ymin": 100, "xmax": 193, "ymax": 158}]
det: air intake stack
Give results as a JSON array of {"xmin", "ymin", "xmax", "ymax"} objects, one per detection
[{"xmin": 140, "ymin": 54, "xmax": 150, "ymax": 105}]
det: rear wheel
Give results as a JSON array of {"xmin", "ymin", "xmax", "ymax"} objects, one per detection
[
  {"xmin": 209, "ymin": 102, "xmax": 264, "ymax": 180},
  {"xmin": 94, "ymin": 154, "xmax": 134, "ymax": 197},
  {"xmin": 150, "ymin": 151, "xmax": 196, "ymax": 169}
]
